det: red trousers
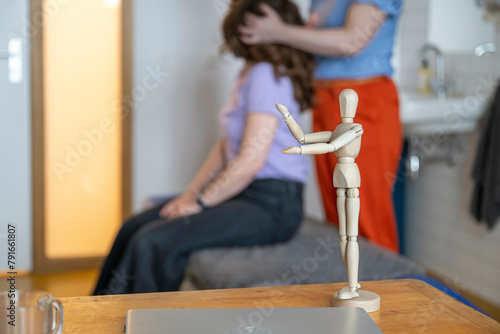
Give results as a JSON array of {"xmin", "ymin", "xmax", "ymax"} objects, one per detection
[{"xmin": 312, "ymin": 76, "xmax": 402, "ymax": 252}]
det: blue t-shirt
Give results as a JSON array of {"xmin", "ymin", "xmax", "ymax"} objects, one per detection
[
  {"xmin": 219, "ymin": 62, "xmax": 310, "ymax": 184},
  {"xmin": 311, "ymin": 0, "xmax": 403, "ymax": 79}
]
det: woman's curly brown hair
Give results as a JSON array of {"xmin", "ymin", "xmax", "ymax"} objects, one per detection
[{"xmin": 222, "ymin": 0, "xmax": 315, "ymax": 111}]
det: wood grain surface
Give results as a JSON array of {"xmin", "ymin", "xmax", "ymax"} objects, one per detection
[{"xmin": 59, "ymin": 279, "xmax": 500, "ymax": 333}]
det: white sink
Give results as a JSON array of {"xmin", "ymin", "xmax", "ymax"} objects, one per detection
[{"xmin": 399, "ymin": 92, "xmax": 489, "ymax": 136}]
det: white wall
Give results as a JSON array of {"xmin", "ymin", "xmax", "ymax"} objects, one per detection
[
  {"xmin": 131, "ymin": 0, "xmax": 241, "ymax": 211},
  {"xmin": 0, "ymin": 0, "xmax": 32, "ymax": 272}
]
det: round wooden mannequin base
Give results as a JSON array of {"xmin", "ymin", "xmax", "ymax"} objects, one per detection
[{"xmin": 332, "ymin": 290, "xmax": 380, "ymax": 313}]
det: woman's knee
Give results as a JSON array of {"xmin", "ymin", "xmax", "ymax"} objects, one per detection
[
  {"xmin": 119, "ymin": 206, "xmax": 162, "ymax": 238},
  {"xmin": 116, "ymin": 217, "xmax": 145, "ymax": 242},
  {"xmin": 129, "ymin": 225, "xmax": 157, "ymax": 248},
  {"xmin": 130, "ymin": 220, "xmax": 179, "ymax": 250}
]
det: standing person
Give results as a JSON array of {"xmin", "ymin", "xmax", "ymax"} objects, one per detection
[
  {"xmin": 239, "ymin": 0, "xmax": 403, "ymax": 252},
  {"xmin": 93, "ymin": 0, "xmax": 314, "ymax": 295}
]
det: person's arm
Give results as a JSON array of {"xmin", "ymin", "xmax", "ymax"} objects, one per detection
[
  {"xmin": 200, "ymin": 113, "xmax": 279, "ymax": 207},
  {"xmin": 160, "ymin": 138, "xmax": 226, "ymax": 218},
  {"xmin": 239, "ymin": 3, "xmax": 386, "ymax": 57},
  {"xmin": 184, "ymin": 139, "xmax": 226, "ymax": 198},
  {"xmin": 161, "ymin": 113, "xmax": 279, "ymax": 219}
]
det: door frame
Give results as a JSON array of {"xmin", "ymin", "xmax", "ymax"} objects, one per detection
[{"xmin": 31, "ymin": 0, "xmax": 132, "ymax": 273}]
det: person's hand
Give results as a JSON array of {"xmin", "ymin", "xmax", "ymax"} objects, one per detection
[
  {"xmin": 159, "ymin": 193, "xmax": 202, "ymax": 220},
  {"xmin": 306, "ymin": 13, "xmax": 319, "ymax": 28},
  {"xmin": 238, "ymin": 3, "xmax": 285, "ymax": 45}
]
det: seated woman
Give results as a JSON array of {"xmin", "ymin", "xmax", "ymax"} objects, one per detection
[{"xmin": 93, "ymin": 0, "xmax": 314, "ymax": 295}]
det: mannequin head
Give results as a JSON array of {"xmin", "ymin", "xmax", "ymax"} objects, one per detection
[{"xmin": 339, "ymin": 89, "xmax": 358, "ymax": 120}]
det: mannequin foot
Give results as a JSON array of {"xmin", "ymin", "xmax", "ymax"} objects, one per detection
[
  {"xmin": 339, "ymin": 283, "xmax": 361, "ymax": 295},
  {"xmin": 338, "ymin": 289, "xmax": 359, "ymax": 300},
  {"xmin": 338, "ymin": 286, "xmax": 359, "ymax": 300}
]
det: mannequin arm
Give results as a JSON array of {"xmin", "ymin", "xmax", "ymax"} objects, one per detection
[
  {"xmin": 282, "ymin": 125, "xmax": 363, "ymax": 155},
  {"xmin": 304, "ymin": 131, "xmax": 336, "ymax": 143},
  {"xmin": 329, "ymin": 127, "xmax": 360, "ymax": 151},
  {"xmin": 275, "ymin": 103, "xmax": 333, "ymax": 143},
  {"xmin": 282, "ymin": 142, "xmax": 335, "ymax": 155}
]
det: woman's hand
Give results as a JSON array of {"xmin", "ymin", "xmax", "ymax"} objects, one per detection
[
  {"xmin": 306, "ymin": 13, "xmax": 320, "ymax": 28},
  {"xmin": 159, "ymin": 194, "xmax": 202, "ymax": 220},
  {"xmin": 239, "ymin": 3, "xmax": 285, "ymax": 44}
]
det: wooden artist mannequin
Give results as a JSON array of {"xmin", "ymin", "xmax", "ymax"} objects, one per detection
[{"xmin": 276, "ymin": 89, "xmax": 380, "ymax": 313}]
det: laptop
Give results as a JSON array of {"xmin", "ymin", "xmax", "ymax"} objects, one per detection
[{"xmin": 125, "ymin": 307, "xmax": 382, "ymax": 333}]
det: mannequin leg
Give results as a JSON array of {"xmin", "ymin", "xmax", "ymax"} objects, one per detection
[
  {"xmin": 337, "ymin": 188, "xmax": 348, "ymax": 275},
  {"xmin": 339, "ymin": 187, "xmax": 360, "ymax": 299}
]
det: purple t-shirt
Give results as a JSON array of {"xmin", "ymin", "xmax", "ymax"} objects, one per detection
[{"xmin": 220, "ymin": 62, "xmax": 309, "ymax": 184}]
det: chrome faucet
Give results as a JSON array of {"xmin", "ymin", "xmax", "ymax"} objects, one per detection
[
  {"xmin": 475, "ymin": 42, "xmax": 496, "ymax": 57},
  {"xmin": 418, "ymin": 43, "xmax": 446, "ymax": 99}
]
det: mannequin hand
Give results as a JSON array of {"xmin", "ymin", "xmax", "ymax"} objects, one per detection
[
  {"xmin": 238, "ymin": 3, "xmax": 285, "ymax": 45},
  {"xmin": 275, "ymin": 103, "xmax": 290, "ymax": 118},
  {"xmin": 281, "ymin": 146, "xmax": 301, "ymax": 154},
  {"xmin": 159, "ymin": 194, "xmax": 202, "ymax": 220}
]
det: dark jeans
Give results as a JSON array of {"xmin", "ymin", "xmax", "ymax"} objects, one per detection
[{"xmin": 93, "ymin": 179, "xmax": 303, "ymax": 295}]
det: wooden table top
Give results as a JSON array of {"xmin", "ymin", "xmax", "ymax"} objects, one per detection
[{"xmin": 59, "ymin": 279, "xmax": 500, "ymax": 333}]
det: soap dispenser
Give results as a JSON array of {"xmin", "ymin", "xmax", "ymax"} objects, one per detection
[{"xmin": 417, "ymin": 59, "xmax": 432, "ymax": 95}]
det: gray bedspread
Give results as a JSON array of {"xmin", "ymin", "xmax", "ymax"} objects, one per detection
[{"xmin": 186, "ymin": 219, "xmax": 425, "ymax": 290}]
